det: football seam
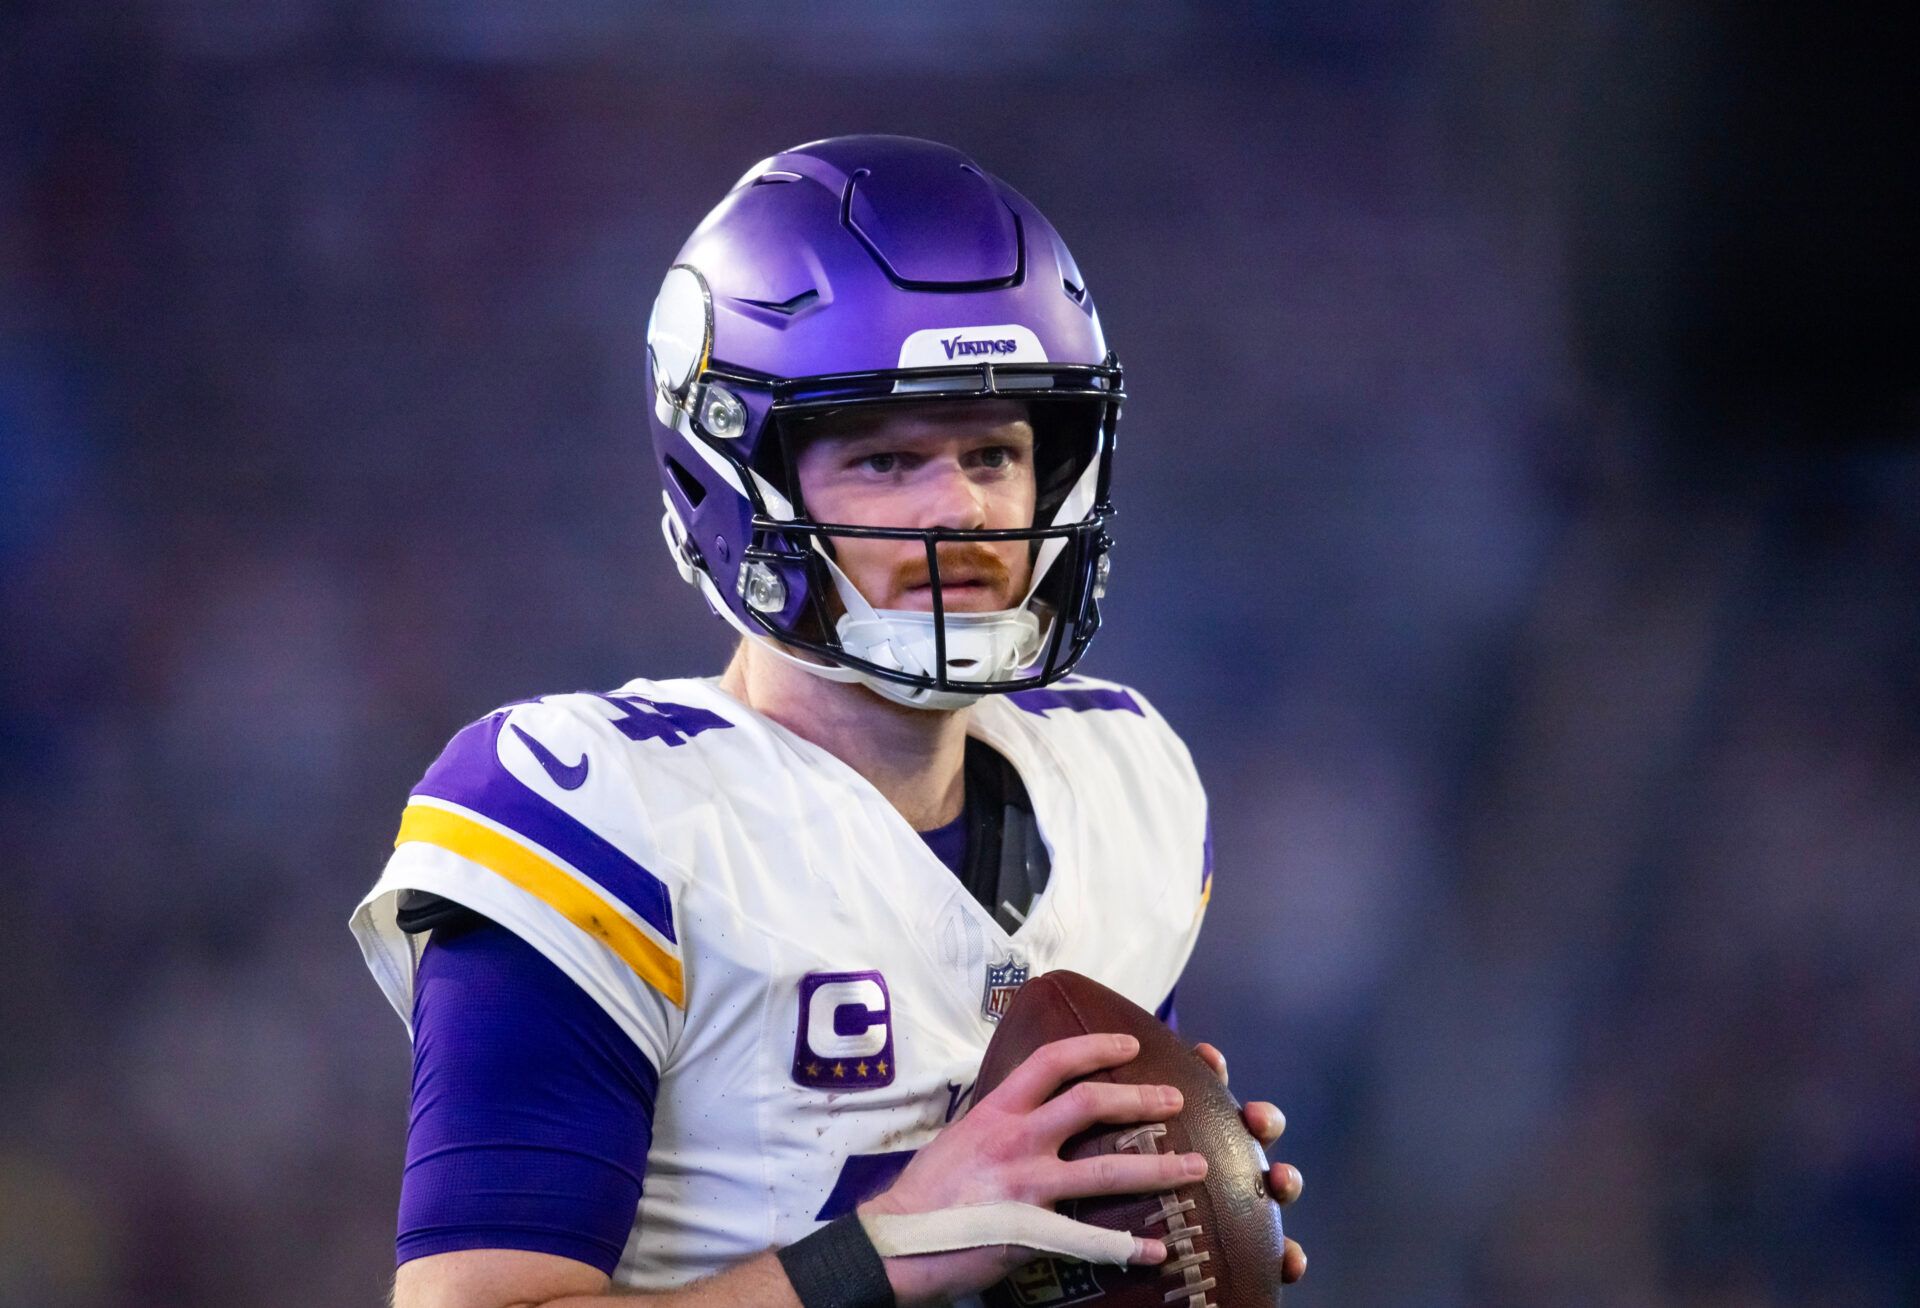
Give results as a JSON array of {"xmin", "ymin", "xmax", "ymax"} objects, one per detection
[
  {"xmin": 1114, "ymin": 1123, "xmax": 1217, "ymax": 1308},
  {"xmin": 1023, "ymin": 976, "xmax": 1227, "ymax": 1307}
]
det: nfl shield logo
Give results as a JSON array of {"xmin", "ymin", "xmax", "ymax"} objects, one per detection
[
  {"xmin": 1003, "ymin": 1255, "xmax": 1105, "ymax": 1306},
  {"xmin": 981, "ymin": 957, "xmax": 1029, "ymax": 1023}
]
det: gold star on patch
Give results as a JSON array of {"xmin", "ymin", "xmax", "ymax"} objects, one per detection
[
  {"xmin": 855, "ymin": 1061, "xmax": 869, "ymax": 1077},
  {"xmin": 832, "ymin": 1062, "xmax": 846, "ymax": 1078},
  {"xmin": 805, "ymin": 1061, "xmax": 821, "ymax": 1078},
  {"xmin": 877, "ymin": 1059, "xmax": 889, "ymax": 1076}
]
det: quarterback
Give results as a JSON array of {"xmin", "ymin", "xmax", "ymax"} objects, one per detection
[{"xmin": 352, "ymin": 136, "xmax": 1306, "ymax": 1307}]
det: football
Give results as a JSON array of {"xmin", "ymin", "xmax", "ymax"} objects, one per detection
[{"xmin": 975, "ymin": 970, "xmax": 1285, "ymax": 1308}]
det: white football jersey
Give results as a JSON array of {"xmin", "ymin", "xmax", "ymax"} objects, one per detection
[{"xmin": 351, "ymin": 672, "xmax": 1212, "ymax": 1291}]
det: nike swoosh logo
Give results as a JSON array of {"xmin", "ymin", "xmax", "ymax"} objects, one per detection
[{"xmin": 510, "ymin": 723, "xmax": 589, "ymax": 790}]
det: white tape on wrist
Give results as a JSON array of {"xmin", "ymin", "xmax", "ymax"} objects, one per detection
[{"xmin": 859, "ymin": 1202, "xmax": 1136, "ymax": 1266}]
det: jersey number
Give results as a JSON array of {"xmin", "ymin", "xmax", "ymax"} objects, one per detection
[{"xmin": 595, "ymin": 693, "xmax": 732, "ymax": 747}]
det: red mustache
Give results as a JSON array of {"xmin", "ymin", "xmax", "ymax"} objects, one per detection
[{"xmin": 889, "ymin": 544, "xmax": 1015, "ymax": 597}]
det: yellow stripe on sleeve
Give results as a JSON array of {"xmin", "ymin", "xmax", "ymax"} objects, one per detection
[{"xmin": 396, "ymin": 802, "xmax": 686, "ymax": 1008}]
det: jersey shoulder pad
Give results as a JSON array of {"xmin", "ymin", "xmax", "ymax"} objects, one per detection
[
  {"xmin": 998, "ymin": 674, "xmax": 1210, "ymax": 914},
  {"xmin": 1004, "ymin": 673, "xmax": 1200, "ymax": 788},
  {"xmin": 389, "ymin": 686, "xmax": 719, "ymax": 1008}
]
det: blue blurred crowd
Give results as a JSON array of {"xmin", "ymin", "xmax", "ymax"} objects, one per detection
[{"xmin": 1, "ymin": 4, "xmax": 1913, "ymax": 1305}]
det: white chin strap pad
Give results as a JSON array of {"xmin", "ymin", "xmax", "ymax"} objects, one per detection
[
  {"xmin": 860, "ymin": 1202, "xmax": 1137, "ymax": 1266},
  {"xmin": 837, "ymin": 607, "xmax": 1041, "ymax": 687},
  {"xmin": 819, "ymin": 547, "xmax": 1044, "ymax": 711}
]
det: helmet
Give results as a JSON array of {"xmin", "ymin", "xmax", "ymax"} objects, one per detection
[{"xmin": 645, "ymin": 135, "xmax": 1121, "ymax": 710}]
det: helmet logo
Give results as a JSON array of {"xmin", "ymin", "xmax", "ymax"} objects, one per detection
[
  {"xmin": 897, "ymin": 323, "xmax": 1048, "ymax": 369},
  {"xmin": 942, "ymin": 334, "xmax": 1017, "ymax": 359},
  {"xmin": 648, "ymin": 265, "xmax": 713, "ymax": 405}
]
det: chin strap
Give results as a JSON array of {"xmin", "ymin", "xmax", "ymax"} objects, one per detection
[
  {"xmin": 834, "ymin": 604, "xmax": 1042, "ymax": 709},
  {"xmin": 860, "ymin": 1201, "xmax": 1138, "ymax": 1266},
  {"xmin": 819, "ymin": 543, "xmax": 1044, "ymax": 710}
]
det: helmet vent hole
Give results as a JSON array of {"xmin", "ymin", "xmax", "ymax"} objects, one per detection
[
  {"xmin": 665, "ymin": 456, "xmax": 707, "ymax": 509},
  {"xmin": 1062, "ymin": 277, "xmax": 1086, "ymax": 304},
  {"xmin": 744, "ymin": 288, "xmax": 818, "ymax": 316}
]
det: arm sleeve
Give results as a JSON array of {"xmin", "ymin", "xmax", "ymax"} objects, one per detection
[{"xmin": 398, "ymin": 916, "xmax": 660, "ymax": 1275}]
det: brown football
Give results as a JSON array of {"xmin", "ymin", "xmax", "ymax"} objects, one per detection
[{"xmin": 974, "ymin": 970, "xmax": 1284, "ymax": 1308}]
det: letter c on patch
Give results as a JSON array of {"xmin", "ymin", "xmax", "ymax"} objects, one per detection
[
  {"xmin": 808, "ymin": 978, "xmax": 887, "ymax": 1057},
  {"xmin": 793, "ymin": 970, "xmax": 897, "ymax": 1088}
]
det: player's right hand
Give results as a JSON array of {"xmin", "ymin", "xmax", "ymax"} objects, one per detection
[{"xmin": 855, "ymin": 1032, "xmax": 1206, "ymax": 1308}]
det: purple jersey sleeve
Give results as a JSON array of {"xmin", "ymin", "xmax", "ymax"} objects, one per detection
[{"xmin": 399, "ymin": 918, "xmax": 659, "ymax": 1274}]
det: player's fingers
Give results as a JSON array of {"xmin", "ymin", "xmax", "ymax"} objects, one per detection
[
  {"xmin": 990, "ymin": 1033, "xmax": 1140, "ymax": 1110},
  {"xmin": 1193, "ymin": 1041, "xmax": 1228, "ymax": 1086},
  {"xmin": 1281, "ymin": 1238, "xmax": 1307, "ymax": 1283},
  {"xmin": 1267, "ymin": 1161, "xmax": 1303, "ymax": 1205},
  {"xmin": 1131, "ymin": 1236, "xmax": 1169, "ymax": 1265},
  {"xmin": 1049, "ymin": 1148, "xmax": 1207, "ymax": 1201},
  {"xmin": 1027, "ymin": 1080, "xmax": 1182, "ymax": 1145},
  {"xmin": 1243, "ymin": 1100, "xmax": 1286, "ymax": 1148}
]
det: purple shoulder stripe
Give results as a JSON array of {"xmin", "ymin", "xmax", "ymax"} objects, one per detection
[
  {"xmin": 412, "ymin": 713, "xmax": 677, "ymax": 944},
  {"xmin": 1008, "ymin": 684, "xmax": 1143, "ymax": 717}
]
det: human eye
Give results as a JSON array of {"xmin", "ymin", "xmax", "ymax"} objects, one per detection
[
  {"xmin": 972, "ymin": 444, "xmax": 1020, "ymax": 471},
  {"xmin": 857, "ymin": 451, "xmax": 900, "ymax": 474}
]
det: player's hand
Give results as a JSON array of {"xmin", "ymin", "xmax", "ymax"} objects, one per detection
[
  {"xmin": 857, "ymin": 1032, "xmax": 1202, "ymax": 1308},
  {"xmin": 1193, "ymin": 1040, "xmax": 1307, "ymax": 1284}
]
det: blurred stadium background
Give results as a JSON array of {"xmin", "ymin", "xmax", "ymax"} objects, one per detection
[{"xmin": 2, "ymin": 3, "xmax": 1914, "ymax": 1305}]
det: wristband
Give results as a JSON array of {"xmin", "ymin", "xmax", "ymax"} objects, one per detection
[{"xmin": 776, "ymin": 1213, "xmax": 896, "ymax": 1308}]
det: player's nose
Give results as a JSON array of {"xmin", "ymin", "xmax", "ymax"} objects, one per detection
[{"xmin": 915, "ymin": 458, "xmax": 989, "ymax": 531}]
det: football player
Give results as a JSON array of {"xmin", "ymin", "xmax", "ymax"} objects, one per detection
[{"xmin": 352, "ymin": 135, "xmax": 1307, "ymax": 1307}]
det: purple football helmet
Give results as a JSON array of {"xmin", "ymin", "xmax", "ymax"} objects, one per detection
[{"xmin": 646, "ymin": 135, "xmax": 1121, "ymax": 709}]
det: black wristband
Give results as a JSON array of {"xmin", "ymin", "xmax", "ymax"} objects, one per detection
[{"xmin": 776, "ymin": 1213, "xmax": 896, "ymax": 1308}]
